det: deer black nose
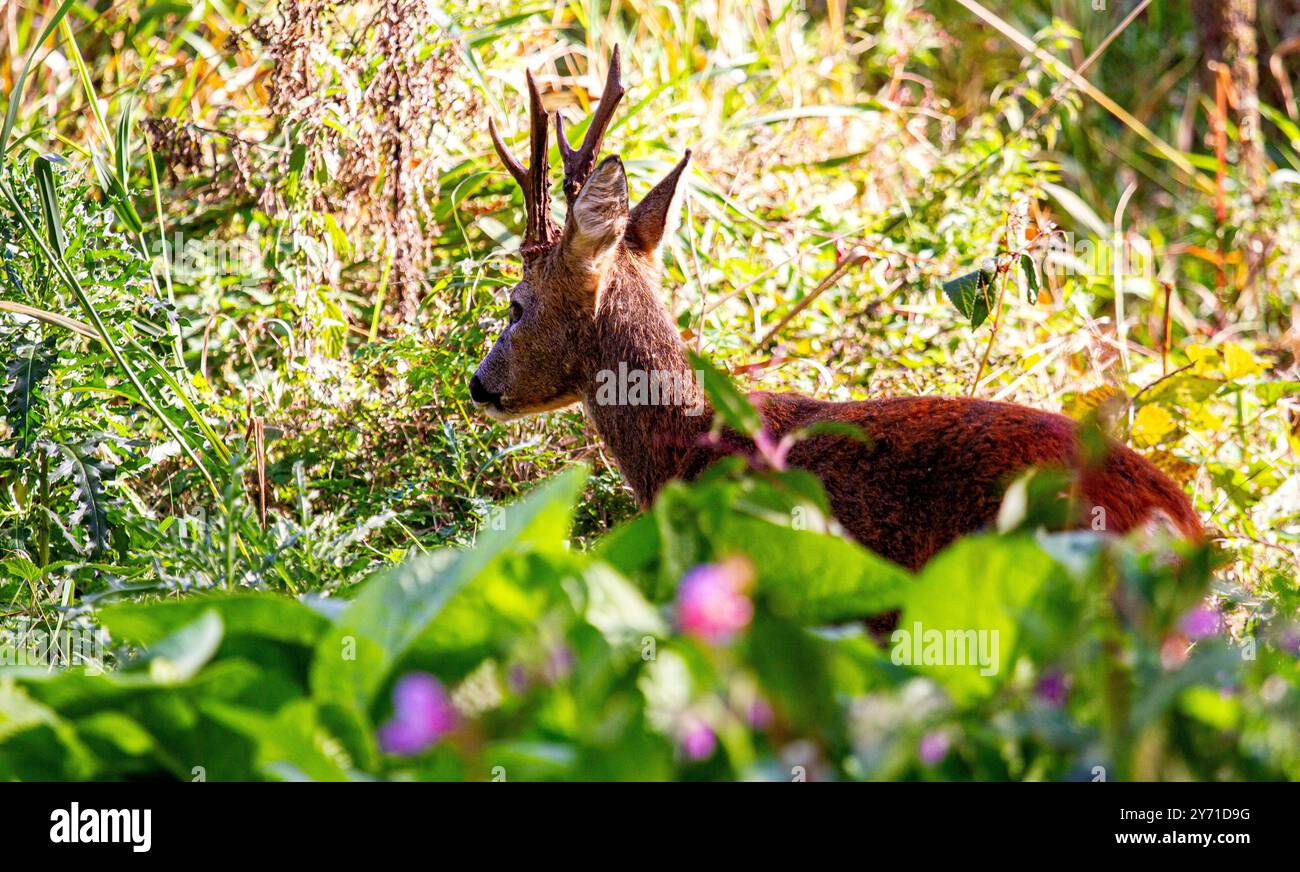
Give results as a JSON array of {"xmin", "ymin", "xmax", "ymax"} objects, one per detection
[{"xmin": 469, "ymin": 375, "xmax": 501, "ymax": 406}]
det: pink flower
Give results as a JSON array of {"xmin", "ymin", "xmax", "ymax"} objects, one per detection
[
  {"xmin": 681, "ymin": 720, "xmax": 717, "ymax": 760},
  {"xmin": 748, "ymin": 697, "xmax": 774, "ymax": 730},
  {"xmin": 677, "ymin": 557, "xmax": 755, "ymax": 644},
  {"xmin": 1179, "ymin": 605, "xmax": 1220, "ymax": 640},
  {"xmin": 753, "ymin": 428, "xmax": 791, "ymax": 470},
  {"xmin": 377, "ymin": 673, "xmax": 458, "ymax": 756},
  {"xmin": 919, "ymin": 731, "xmax": 950, "ymax": 766}
]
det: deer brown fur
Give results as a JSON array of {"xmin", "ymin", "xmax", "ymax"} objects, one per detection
[{"xmin": 471, "ymin": 49, "xmax": 1202, "ymax": 572}]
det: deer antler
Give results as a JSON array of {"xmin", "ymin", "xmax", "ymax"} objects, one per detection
[
  {"xmin": 488, "ymin": 48, "xmax": 627, "ymax": 255},
  {"xmin": 556, "ymin": 45, "xmax": 626, "ymax": 206},
  {"xmin": 488, "ymin": 69, "xmax": 558, "ymax": 255}
]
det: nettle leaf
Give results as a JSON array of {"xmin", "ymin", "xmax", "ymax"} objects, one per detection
[
  {"xmin": 942, "ymin": 264, "xmax": 996, "ymax": 328},
  {"xmin": 4, "ymin": 339, "xmax": 55, "ymax": 455},
  {"xmin": 52, "ymin": 442, "xmax": 115, "ymax": 557}
]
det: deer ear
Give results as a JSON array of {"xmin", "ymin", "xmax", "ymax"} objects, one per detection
[
  {"xmin": 625, "ymin": 151, "xmax": 691, "ymax": 256},
  {"xmin": 563, "ymin": 155, "xmax": 628, "ymax": 269}
]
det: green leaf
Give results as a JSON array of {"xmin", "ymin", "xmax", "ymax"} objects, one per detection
[
  {"xmin": 942, "ymin": 266, "xmax": 996, "ymax": 328},
  {"xmin": 0, "ymin": 676, "xmax": 95, "ymax": 779},
  {"xmin": 32, "ymin": 153, "xmax": 68, "ymax": 258},
  {"xmin": 202, "ymin": 699, "xmax": 355, "ymax": 781},
  {"xmin": 4, "ymin": 338, "xmax": 55, "ymax": 455},
  {"xmin": 746, "ymin": 613, "xmax": 836, "ymax": 731},
  {"xmin": 1255, "ymin": 380, "xmax": 1300, "ymax": 405},
  {"xmin": 1020, "ymin": 253, "xmax": 1039, "ymax": 304},
  {"xmin": 593, "ymin": 511, "xmax": 661, "ymax": 577},
  {"xmin": 895, "ymin": 534, "xmax": 1066, "ymax": 702},
  {"xmin": 115, "ymin": 97, "xmax": 133, "ymax": 187},
  {"xmin": 52, "ymin": 441, "xmax": 114, "ymax": 557},
  {"xmin": 311, "ymin": 465, "xmax": 588, "ymax": 716},
  {"xmin": 130, "ymin": 610, "xmax": 225, "ymax": 685},
  {"xmin": 99, "ymin": 593, "xmax": 330, "ymax": 649},
  {"xmin": 713, "ymin": 513, "xmax": 913, "ymax": 622},
  {"xmin": 687, "ymin": 350, "xmax": 762, "ymax": 435},
  {"xmin": 89, "ymin": 146, "xmax": 144, "ymax": 234},
  {"xmin": 1042, "ymin": 181, "xmax": 1107, "ymax": 237}
]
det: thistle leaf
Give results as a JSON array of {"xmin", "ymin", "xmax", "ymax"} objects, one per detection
[
  {"xmin": 52, "ymin": 442, "xmax": 114, "ymax": 557},
  {"xmin": 4, "ymin": 339, "xmax": 55, "ymax": 455}
]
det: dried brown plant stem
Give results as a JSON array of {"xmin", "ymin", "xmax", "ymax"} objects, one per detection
[{"xmin": 755, "ymin": 247, "xmax": 869, "ymax": 348}]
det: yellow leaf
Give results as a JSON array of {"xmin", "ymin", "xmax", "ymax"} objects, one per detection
[
  {"xmin": 1067, "ymin": 385, "xmax": 1125, "ymax": 420},
  {"xmin": 1186, "ymin": 344, "xmax": 1219, "ymax": 376},
  {"xmin": 1222, "ymin": 342, "xmax": 1263, "ymax": 380},
  {"xmin": 1146, "ymin": 449, "xmax": 1198, "ymax": 486},
  {"xmin": 1133, "ymin": 404, "xmax": 1178, "ymax": 448},
  {"xmin": 1188, "ymin": 404, "xmax": 1224, "ymax": 432}
]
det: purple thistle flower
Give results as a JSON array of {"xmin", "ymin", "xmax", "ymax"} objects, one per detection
[
  {"xmin": 677, "ymin": 557, "xmax": 754, "ymax": 645},
  {"xmin": 377, "ymin": 672, "xmax": 458, "ymax": 756},
  {"xmin": 1179, "ymin": 605, "xmax": 1220, "ymax": 640},
  {"xmin": 681, "ymin": 720, "xmax": 717, "ymax": 761},
  {"xmin": 918, "ymin": 731, "xmax": 950, "ymax": 766},
  {"xmin": 1036, "ymin": 669, "xmax": 1069, "ymax": 707}
]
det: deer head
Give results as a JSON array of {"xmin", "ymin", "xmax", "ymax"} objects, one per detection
[{"xmin": 470, "ymin": 47, "xmax": 692, "ymax": 421}]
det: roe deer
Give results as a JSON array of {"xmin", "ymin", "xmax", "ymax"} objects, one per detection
[{"xmin": 470, "ymin": 48, "xmax": 1202, "ymax": 571}]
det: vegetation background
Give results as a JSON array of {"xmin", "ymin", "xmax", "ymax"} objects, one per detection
[{"xmin": 0, "ymin": 0, "xmax": 1297, "ymax": 781}]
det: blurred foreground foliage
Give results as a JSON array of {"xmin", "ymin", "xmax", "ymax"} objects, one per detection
[{"xmin": 3, "ymin": 463, "xmax": 1298, "ymax": 781}]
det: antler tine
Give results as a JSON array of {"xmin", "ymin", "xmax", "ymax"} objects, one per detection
[
  {"xmin": 488, "ymin": 116, "xmax": 529, "ymax": 193},
  {"xmin": 488, "ymin": 72, "xmax": 558, "ymax": 255},
  {"xmin": 524, "ymin": 70, "xmax": 557, "ymax": 248},
  {"xmin": 556, "ymin": 45, "xmax": 626, "ymax": 205}
]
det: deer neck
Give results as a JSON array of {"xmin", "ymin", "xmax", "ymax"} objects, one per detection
[{"xmin": 580, "ymin": 263, "xmax": 714, "ymax": 504}]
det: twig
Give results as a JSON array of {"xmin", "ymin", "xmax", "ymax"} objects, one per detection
[
  {"xmin": 969, "ymin": 265, "xmax": 1011, "ymax": 395},
  {"xmin": 755, "ymin": 247, "xmax": 869, "ymax": 348}
]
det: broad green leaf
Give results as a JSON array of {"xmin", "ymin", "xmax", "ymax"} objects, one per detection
[
  {"xmin": 583, "ymin": 562, "xmax": 666, "ymax": 646},
  {"xmin": 942, "ymin": 266, "xmax": 996, "ymax": 328},
  {"xmin": 202, "ymin": 699, "xmax": 355, "ymax": 782},
  {"xmin": 895, "ymin": 535, "xmax": 1066, "ymax": 702},
  {"xmin": 746, "ymin": 613, "xmax": 836, "ymax": 731},
  {"xmin": 133, "ymin": 610, "xmax": 224, "ymax": 685},
  {"xmin": 0, "ymin": 676, "xmax": 95, "ymax": 779},
  {"xmin": 311, "ymin": 466, "xmax": 588, "ymax": 716},
  {"xmin": 593, "ymin": 511, "xmax": 660, "ymax": 577},
  {"xmin": 1256, "ymin": 380, "xmax": 1300, "ymax": 405},
  {"xmin": 100, "ymin": 593, "xmax": 330, "ymax": 649},
  {"xmin": 713, "ymin": 514, "xmax": 913, "ymax": 622}
]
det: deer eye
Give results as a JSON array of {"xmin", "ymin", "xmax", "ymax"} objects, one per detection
[{"xmin": 509, "ymin": 301, "xmax": 523, "ymax": 324}]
